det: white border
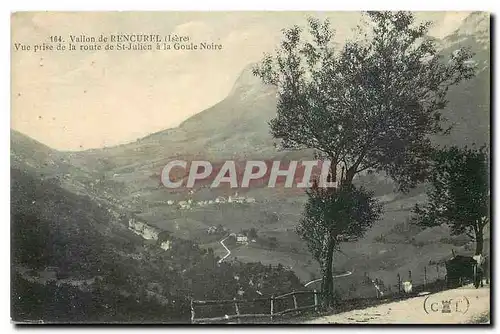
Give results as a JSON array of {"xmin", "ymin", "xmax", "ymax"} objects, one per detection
[
  {"xmin": 2, "ymin": 1, "xmax": 498, "ymax": 333},
  {"xmin": 3, "ymin": 0, "xmax": 499, "ymax": 11}
]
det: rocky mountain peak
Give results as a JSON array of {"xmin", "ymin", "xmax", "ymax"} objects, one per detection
[
  {"xmin": 443, "ymin": 12, "xmax": 490, "ymax": 48},
  {"xmin": 228, "ymin": 63, "xmax": 274, "ymax": 98}
]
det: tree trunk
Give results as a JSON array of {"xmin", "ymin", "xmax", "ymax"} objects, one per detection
[
  {"xmin": 475, "ymin": 228, "xmax": 484, "ymax": 256},
  {"xmin": 321, "ymin": 234, "xmax": 335, "ymax": 307},
  {"xmin": 320, "ymin": 164, "xmax": 354, "ymax": 307},
  {"xmin": 344, "ymin": 167, "xmax": 356, "ymax": 185}
]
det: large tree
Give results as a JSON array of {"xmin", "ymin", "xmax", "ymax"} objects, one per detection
[
  {"xmin": 413, "ymin": 146, "xmax": 490, "ymax": 256},
  {"xmin": 298, "ymin": 182, "xmax": 382, "ymax": 305},
  {"xmin": 253, "ymin": 12, "xmax": 475, "ymax": 304}
]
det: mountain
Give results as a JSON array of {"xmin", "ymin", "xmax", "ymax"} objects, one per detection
[
  {"xmin": 68, "ymin": 12, "xmax": 489, "ymax": 172},
  {"xmin": 10, "ymin": 165, "xmax": 177, "ymax": 322},
  {"xmin": 441, "ymin": 11, "xmax": 489, "ymax": 48},
  {"xmin": 59, "ymin": 12, "xmax": 490, "ymax": 213},
  {"xmin": 11, "ymin": 132, "xmax": 305, "ymax": 323},
  {"xmin": 11, "ymin": 129, "xmax": 67, "ymax": 175},
  {"xmin": 434, "ymin": 12, "xmax": 490, "ymax": 148},
  {"xmin": 62, "ymin": 9, "xmax": 489, "ymax": 256},
  {"xmin": 176, "ymin": 64, "xmax": 278, "ymax": 157}
]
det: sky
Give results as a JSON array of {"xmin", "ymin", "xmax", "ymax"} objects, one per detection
[{"xmin": 11, "ymin": 11, "xmax": 472, "ymax": 151}]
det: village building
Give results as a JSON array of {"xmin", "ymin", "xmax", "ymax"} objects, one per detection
[
  {"xmin": 207, "ymin": 226, "xmax": 218, "ymax": 234},
  {"xmin": 236, "ymin": 235, "xmax": 248, "ymax": 244},
  {"xmin": 160, "ymin": 240, "xmax": 171, "ymax": 251},
  {"xmin": 128, "ymin": 218, "xmax": 160, "ymax": 240},
  {"xmin": 215, "ymin": 196, "xmax": 226, "ymax": 203}
]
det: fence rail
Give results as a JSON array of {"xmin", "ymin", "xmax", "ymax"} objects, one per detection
[
  {"xmin": 191, "ymin": 290, "xmax": 320, "ymax": 324},
  {"xmin": 191, "ymin": 258, "xmax": 490, "ymax": 324}
]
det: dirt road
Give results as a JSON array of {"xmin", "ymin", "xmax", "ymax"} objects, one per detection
[
  {"xmin": 304, "ymin": 271, "xmax": 353, "ymax": 287},
  {"xmin": 307, "ymin": 285, "xmax": 490, "ymax": 324},
  {"xmin": 218, "ymin": 236, "xmax": 231, "ymax": 264}
]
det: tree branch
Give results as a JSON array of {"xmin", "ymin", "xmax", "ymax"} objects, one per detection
[{"xmin": 356, "ymin": 161, "xmax": 379, "ymax": 174}]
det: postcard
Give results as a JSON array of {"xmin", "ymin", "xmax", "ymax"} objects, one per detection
[{"xmin": 11, "ymin": 11, "xmax": 490, "ymax": 324}]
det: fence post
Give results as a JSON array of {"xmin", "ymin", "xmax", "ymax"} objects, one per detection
[
  {"xmin": 270, "ymin": 295, "xmax": 275, "ymax": 321},
  {"xmin": 313, "ymin": 289, "xmax": 318, "ymax": 311},
  {"xmin": 424, "ymin": 266, "xmax": 427, "ymax": 289},
  {"xmin": 436, "ymin": 264, "xmax": 439, "ymax": 280},
  {"xmin": 190, "ymin": 298, "xmax": 195, "ymax": 323},
  {"xmin": 233, "ymin": 297, "xmax": 241, "ymax": 324},
  {"xmin": 397, "ymin": 273, "xmax": 401, "ymax": 293}
]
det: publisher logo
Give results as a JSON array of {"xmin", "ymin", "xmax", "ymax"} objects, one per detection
[{"xmin": 423, "ymin": 295, "xmax": 470, "ymax": 315}]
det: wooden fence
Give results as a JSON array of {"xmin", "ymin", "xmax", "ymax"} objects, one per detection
[{"xmin": 191, "ymin": 290, "xmax": 320, "ymax": 324}]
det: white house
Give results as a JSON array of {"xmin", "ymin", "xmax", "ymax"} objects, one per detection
[
  {"xmin": 402, "ymin": 281, "xmax": 413, "ymax": 293},
  {"xmin": 236, "ymin": 235, "xmax": 248, "ymax": 244},
  {"xmin": 232, "ymin": 197, "xmax": 246, "ymax": 203},
  {"xmin": 215, "ymin": 197, "xmax": 226, "ymax": 203},
  {"xmin": 160, "ymin": 240, "xmax": 171, "ymax": 251}
]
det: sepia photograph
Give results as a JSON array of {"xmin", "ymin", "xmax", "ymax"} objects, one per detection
[{"xmin": 10, "ymin": 10, "xmax": 491, "ymax": 324}]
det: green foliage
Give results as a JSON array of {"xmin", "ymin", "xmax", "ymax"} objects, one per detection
[
  {"xmin": 11, "ymin": 168, "xmax": 109, "ymax": 272},
  {"xmin": 11, "ymin": 212, "xmax": 52, "ymax": 269},
  {"xmin": 11, "ymin": 168, "xmax": 305, "ymax": 322},
  {"xmin": 240, "ymin": 227, "xmax": 259, "ymax": 239},
  {"xmin": 157, "ymin": 230, "xmax": 172, "ymax": 244},
  {"xmin": 253, "ymin": 12, "xmax": 475, "ymax": 191},
  {"xmin": 248, "ymin": 227, "xmax": 259, "ymax": 239},
  {"xmin": 413, "ymin": 146, "xmax": 490, "ymax": 254},
  {"xmin": 11, "ymin": 273, "xmax": 188, "ymax": 323},
  {"xmin": 298, "ymin": 183, "xmax": 381, "ymax": 306},
  {"xmin": 254, "ymin": 11, "xmax": 476, "ymax": 307},
  {"xmin": 298, "ymin": 184, "xmax": 382, "ymax": 269},
  {"xmin": 373, "ymin": 234, "xmax": 387, "ymax": 243}
]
